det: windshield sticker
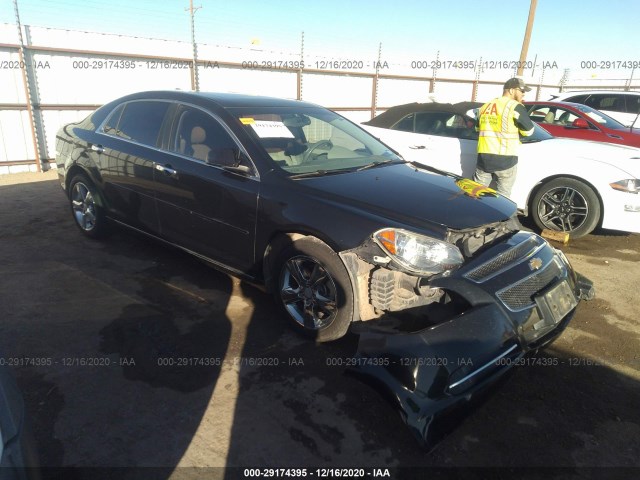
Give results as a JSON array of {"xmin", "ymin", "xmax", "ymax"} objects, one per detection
[
  {"xmin": 249, "ymin": 120, "xmax": 295, "ymax": 138},
  {"xmin": 239, "ymin": 117, "xmax": 255, "ymax": 125},
  {"xmin": 455, "ymin": 179, "xmax": 498, "ymax": 198}
]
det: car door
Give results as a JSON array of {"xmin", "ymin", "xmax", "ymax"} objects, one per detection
[
  {"xmin": 96, "ymin": 100, "xmax": 173, "ymax": 233},
  {"xmin": 528, "ymin": 104, "xmax": 603, "ymax": 142},
  {"xmin": 153, "ymin": 104, "xmax": 259, "ymax": 274},
  {"xmin": 409, "ymin": 112, "xmax": 477, "ymax": 178}
]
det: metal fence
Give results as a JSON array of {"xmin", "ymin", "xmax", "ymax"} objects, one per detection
[{"xmin": 1, "ymin": 23, "xmax": 638, "ymax": 174}]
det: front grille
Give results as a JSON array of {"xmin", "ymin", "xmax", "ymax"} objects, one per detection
[
  {"xmin": 497, "ymin": 259, "xmax": 562, "ymax": 311},
  {"xmin": 465, "ymin": 235, "xmax": 544, "ymax": 282}
]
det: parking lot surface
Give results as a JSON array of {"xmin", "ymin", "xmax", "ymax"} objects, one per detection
[{"xmin": 1, "ymin": 170, "xmax": 639, "ymax": 478}]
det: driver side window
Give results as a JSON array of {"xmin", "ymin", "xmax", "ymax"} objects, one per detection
[{"xmin": 170, "ymin": 106, "xmax": 240, "ymax": 167}]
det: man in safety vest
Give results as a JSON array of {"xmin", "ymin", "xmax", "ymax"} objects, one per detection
[{"xmin": 474, "ymin": 77, "xmax": 535, "ymax": 197}]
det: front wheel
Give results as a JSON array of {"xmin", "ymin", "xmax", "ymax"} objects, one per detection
[
  {"xmin": 530, "ymin": 177, "xmax": 600, "ymax": 238},
  {"xmin": 274, "ymin": 237, "xmax": 353, "ymax": 342}
]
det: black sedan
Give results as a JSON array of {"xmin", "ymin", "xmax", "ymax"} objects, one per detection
[{"xmin": 56, "ymin": 91, "xmax": 593, "ymax": 447}]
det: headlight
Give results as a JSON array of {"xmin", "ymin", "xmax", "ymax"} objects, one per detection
[
  {"xmin": 374, "ymin": 228, "xmax": 464, "ymax": 276},
  {"xmin": 610, "ymin": 179, "xmax": 640, "ymax": 194}
]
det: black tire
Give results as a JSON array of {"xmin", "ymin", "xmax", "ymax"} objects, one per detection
[
  {"xmin": 274, "ymin": 237, "xmax": 353, "ymax": 342},
  {"xmin": 68, "ymin": 174, "xmax": 108, "ymax": 238},
  {"xmin": 530, "ymin": 177, "xmax": 600, "ymax": 238}
]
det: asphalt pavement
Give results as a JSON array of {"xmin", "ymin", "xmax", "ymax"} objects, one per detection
[{"xmin": 0, "ymin": 170, "xmax": 639, "ymax": 479}]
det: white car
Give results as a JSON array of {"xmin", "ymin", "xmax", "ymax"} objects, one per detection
[
  {"xmin": 549, "ymin": 90, "xmax": 640, "ymax": 129},
  {"xmin": 362, "ymin": 102, "xmax": 640, "ymax": 238}
]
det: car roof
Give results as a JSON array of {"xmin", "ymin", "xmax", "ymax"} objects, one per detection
[
  {"xmin": 364, "ymin": 101, "xmax": 483, "ymax": 127},
  {"xmin": 110, "ymin": 90, "xmax": 317, "ymax": 109},
  {"xmin": 551, "ymin": 90, "xmax": 640, "ymax": 97},
  {"xmin": 524, "ymin": 101, "xmax": 586, "ymax": 108}
]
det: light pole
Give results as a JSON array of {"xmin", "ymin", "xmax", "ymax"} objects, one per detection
[
  {"xmin": 517, "ymin": 0, "xmax": 537, "ymax": 76},
  {"xmin": 186, "ymin": 0, "xmax": 201, "ymax": 91}
]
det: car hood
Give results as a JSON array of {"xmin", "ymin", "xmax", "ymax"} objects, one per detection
[
  {"xmin": 524, "ymin": 138, "xmax": 640, "ymax": 176},
  {"xmin": 299, "ymin": 163, "xmax": 517, "ymax": 232}
]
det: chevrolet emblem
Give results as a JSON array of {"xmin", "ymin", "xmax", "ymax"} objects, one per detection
[{"xmin": 529, "ymin": 258, "xmax": 543, "ymax": 270}]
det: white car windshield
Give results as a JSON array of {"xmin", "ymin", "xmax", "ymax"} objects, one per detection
[
  {"xmin": 573, "ymin": 104, "xmax": 627, "ymax": 130},
  {"xmin": 523, "ymin": 123, "xmax": 554, "ymax": 143}
]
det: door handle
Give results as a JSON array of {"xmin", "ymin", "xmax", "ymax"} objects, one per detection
[
  {"xmin": 409, "ymin": 145, "xmax": 427, "ymax": 149},
  {"xmin": 155, "ymin": 163, "xmax": 178, "ymax": 178},
  {"xmin": 90, "ymin": 144, "xmax": 104, "ymax": 154}
]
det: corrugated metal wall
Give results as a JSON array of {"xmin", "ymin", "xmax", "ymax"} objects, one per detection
[{"xmin": 1, "ymin": 23, "xmax": 637, "ymax": 174}]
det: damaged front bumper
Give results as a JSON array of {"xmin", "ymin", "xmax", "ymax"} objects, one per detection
[{"xmin": 339, "ymin": 231, "xmax": 594, "ymax": 449}]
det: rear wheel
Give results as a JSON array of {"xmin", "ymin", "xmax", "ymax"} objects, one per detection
[
  {"xmin": 69, "ymin": 174, "xmax": 108, "ymax": 238},
  {"xmin": 274, "ymin": 237, "xmax": 353, "ymax": 342},
  {"xmin": 530, "ymin": 177, "xmax": 600, "ymax": 238}
]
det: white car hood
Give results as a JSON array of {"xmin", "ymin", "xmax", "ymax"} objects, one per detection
[
  {"xmin": 363, "ymin": 124, "xmax": 640, "ymax": 179},
  {"xmin": 529, "ymin": 137, "xmax": 640, "ymax": 177}
]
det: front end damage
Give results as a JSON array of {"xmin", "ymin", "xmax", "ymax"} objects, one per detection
[{"xmin": 339, "ymin": 222, "xmax": 594, "ymax": 449}]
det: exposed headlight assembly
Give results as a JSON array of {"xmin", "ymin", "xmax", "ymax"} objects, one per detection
[
  {"xmin": 610, "ymin": 179, "xmax": 640, "ymax": 194},
  {"xmin": 374, "ymin": 228, "xmax": 464, "ymax": 276}
]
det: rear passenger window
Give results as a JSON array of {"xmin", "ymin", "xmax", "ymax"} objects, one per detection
[
  {"xmin": 528, "ymin": 105, "xmax": 551, "ymax": 122},
  {"xmin": 599, "ymin": 95, "xmax": 621, "ymax": 111},
  {"xmin": 102, "ymin": 103, "xmax": 125, "ymax": 136},
  {"xmin": 624, "ymin": 96, "xmax": 640, "ymax": 114},
  {"xmin": 590, "ymin": 94, "xmax": 625, "ymax": 113},
  {"xmin": 109, "ymin": 101, "xmax": 170, "ymax": 147},
  {"xmin": 565, "ymin": 94, "xmax": 589, "ymax": 104},
  {"xmin": 565, "ymin": 93, "xmax": 640, "ymax": 115}
]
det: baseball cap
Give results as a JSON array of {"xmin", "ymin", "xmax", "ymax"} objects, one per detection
[{"xmin": 504, "ymin": 77, "xmax": 532, "ymax": 92}]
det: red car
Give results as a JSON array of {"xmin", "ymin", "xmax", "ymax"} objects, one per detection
[{"xmin": 524, "ymin": 101, "xmax": 640, "ymax": 148}]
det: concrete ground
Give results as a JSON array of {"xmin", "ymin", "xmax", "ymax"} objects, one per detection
[{"xmin": 0, "ymin": 170, "xmax": 639, "ymax": 479}]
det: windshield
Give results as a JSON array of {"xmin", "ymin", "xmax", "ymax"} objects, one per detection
[
  {"xmin": 228, "ymin": 106, "xmax": 402, "ymax": 175},
  {"xmin": 571, "ymin": 104, "xmax": 627, "ymax": 130},
  {"xmin": 522, "ymin": 123, "xmax": 554, "ymax": 142}
]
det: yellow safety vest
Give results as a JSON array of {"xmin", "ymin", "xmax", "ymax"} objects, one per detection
[{"xmin": 477, "ymin": 97, "xmax": 522, "ymax": 156}]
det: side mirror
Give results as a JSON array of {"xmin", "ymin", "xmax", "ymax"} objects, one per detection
[
  {"xmin": 570, "ymin": 118, "xmax": 589, "ymax": 129},
  {"xmin": 208, "ymin": 147, "xmax": 237, "ymax": 166},
  {"xmin": 209, "ymin": 148, "xmax": 254, "ymax": 175}
]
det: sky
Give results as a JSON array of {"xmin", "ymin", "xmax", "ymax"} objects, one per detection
[{"xmin": 2, "ymin": 0, "xmax": 640, "ymax": 84}]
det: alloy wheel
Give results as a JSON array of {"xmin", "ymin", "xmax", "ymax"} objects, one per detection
[
  {"xmin": 279, "ymin": 255, "xmax": 338, "ymax": 330},
  {"xmin": 536, "ymin": 186, "xmax": 589, "ymax": 232},
  {"xmin": 71, "ymin": 182, "xmax": 97, "ymax": 232}
]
